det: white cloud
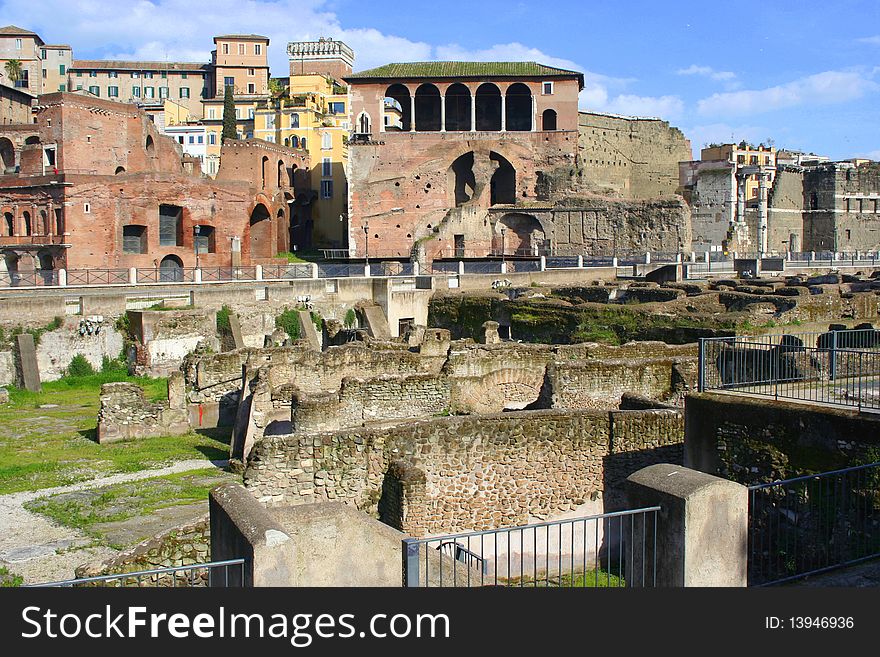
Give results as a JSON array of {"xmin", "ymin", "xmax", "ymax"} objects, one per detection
[
  {"xmin": 676, "ymin": 64, "xmax": 736, "ymax": 81},
  {"xmin": 589, "ymin": 94, "xmax": 685, "ymax": 120},
  {"xmin": 697, "ymin": 70, "xmax": 879, "ymax": 117},
  {"xmin": 434, "ymin": 42, "xmax": 582, "ymax": 72},
  {"xmin": 682, "ymin": 123, "xmax": 770, "ymax": 159},
  {"xmin": 865, "ymin": 149, "xmax": 880, "ymax": 160},
  {"xmin": 857, "ymin": 35, "xmax": 880, "ymax": 45}
]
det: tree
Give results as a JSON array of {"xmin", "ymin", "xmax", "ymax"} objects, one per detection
[
  {"xmin": 4, "ymin": 59, "xmax": 23, "ymax": 85},
  {"xmin": 221, "ymin": 85, "xmax": 237, "ymax": 143}
]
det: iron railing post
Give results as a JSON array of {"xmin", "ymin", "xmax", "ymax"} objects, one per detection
[
  {"xmin": 403, "ymin": 538, "xmax": 421, "ymax": 587},
  {"xmin": 697, "ymin": 338, "xmax": 706, "ymax": 392},
  {"xmin": 830, "ymin": 330, "xmax": 837, "ymax": 381}
]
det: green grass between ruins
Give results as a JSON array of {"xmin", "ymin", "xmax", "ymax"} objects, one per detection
[
  {"xmin": 0, "ymin": 373, "xmax": 230, "ymax": 494},
  {"xmin": 23, "ymin": 467, "xmax": 234, "ymax": 535},
  {"xmin": 508, "ymin": 569, "xmax": 625, "ymax": 588}
]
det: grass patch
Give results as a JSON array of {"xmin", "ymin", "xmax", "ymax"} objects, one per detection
[
  {"xmin": 24, "ymin": 467, "xmax": 234, "ymax": 533},
  {"xmin": 510, "ymin": 568, "xmax": 625, "ymax": 587},
  {"xmin": 276, "ymin": 250, "xmax": 322, "ymax": 263},
  {"xmin": 0, "ymin": 566, "xmax": 23, "ymax": 587},
  {"xmin": 0, "ymin": 374, "xmax": 229, "ymax": 494}
]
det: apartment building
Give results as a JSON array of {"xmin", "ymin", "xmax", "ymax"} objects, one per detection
[{"xmin": 0, "ymin": 25, "xmax": 44, "ymax": 92}]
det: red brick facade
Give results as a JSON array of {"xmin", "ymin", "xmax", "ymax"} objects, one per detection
[{"xmin": 0, "ymin": 92, "xmax": 309, "ymax": 274}]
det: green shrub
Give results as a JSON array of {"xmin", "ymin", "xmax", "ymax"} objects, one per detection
[
  {"xmin": 114, "ymin": 313, "xmax": 131, "ymax": 336},
  {"xmin": 310, "ymin": 310, "xmax": 323, "ymax": 333},
  {"xmin": 216, "ymin": 304, "xmax": 233, "ymax": 334},
  {"xmin": 65, "ymin": 354, "xmax": 96, "ymax": 378},
  {"xmin": 101, "ymin": 355, "xmax": 128, "ymax": 375},
  {"xmin": 275, "ymin": 309, "xmax": 301, "ymax": 341},
  {"xmin": 344, "ymin": 308, "xmax": 357, "ymax": 328}
]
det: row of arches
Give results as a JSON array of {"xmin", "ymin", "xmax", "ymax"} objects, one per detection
[
  {"xmin": 1, "ymin": 208, "xmax": 62, "ymax": 238},
  {"xmin": 377, "ymin": 82, "xmax": 556, "ymax": 133},
  {"xmin": 0, "ymin": 135, "xmax": 42, "ymax": 173},
  {"xmin": 260, "ymin": 157, "xmax": 298, "ymax": 191},
  {"xmin": 248, "ymin": 194, "xmax": 298, "ymax": 259}
]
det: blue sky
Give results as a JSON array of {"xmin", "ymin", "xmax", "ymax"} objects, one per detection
[{"xmin": 3, "ymin": 0, "xmax": 879, "ymax": 160}]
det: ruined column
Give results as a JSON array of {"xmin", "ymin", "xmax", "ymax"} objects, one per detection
[
  {"xmin": 440, "ymin": 93, "xmax": 446, "ymax": 132},
  {"xmin": 410, "ymin": 95, "xmax": 416, "ymax": 133},
  {"xmin": 736, "ymin": 173, "xmax": 746, "ymax": 226},
  {"xmin": 470, "ymin": 94, "xmax": 476, "ymax": 132},
  {"xmin": 378, "ymin": 98, "xmax": 385, "ymax": 133},
  {"xmin": 500, "ymin": 94, "xmax": 506, "ymax": 132},
  {"xmin": 757, "ymin": 170, "xmax": 769, "ymax": 255},
  {"xmin": 531, "ymin": 95, "xmax": 537, "ymax": 131}
]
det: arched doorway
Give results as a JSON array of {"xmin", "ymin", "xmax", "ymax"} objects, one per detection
[
  {"xmin": 414, "ymin": 83, "xmax": 441, "ymax": 131},
  {"xmin": 276, "ymin": 207, "xmax": 289, "ymax": 254},
  {"xmin": 4, "ymin": 254, "xmax": 19, "ymax": 287},
  {"xmin": 444, "ymin": 83, "xmax": 471, "ymax": 131},
  {"xmin": 277, "ymin": 160, "xmax": 285, "ymax": 188},
  {"xmin": 0, "ymin": 138, "xmax": 14, "ymax": 173},
  {"xmin": 22, "ymin": 211, "xmax": 32, "ymax": 236},
  {"xmin": 261, "ymin": 156, "xmax": 269, "ymax": 189},
  {"xmin": 475, "ymin": 83, "xmax": 502, "ymax": 131},
  {"xmin": 115, "ymin": 166, "xmax": 126, "ymax": 174},
  {"xmin": 542, "ymin": 109, "xmax": 557, "ymax": 131},
  {"xmin": 159, "ymin": 255, "xmax": 184, "ymax": 282},
  {"xmin": 39, "ymin": 210, "xmax": 48, "ymax": 236},
  {"xmin": 37, "ymin": 250, "xmax": 55, "ymax": 284},
  {"xmin": 384, "ymin": 84, "xmax": 411, "ymax": 131},
  {"xmin": 497, "ymin": 213, "xmax": 546, "ymax": 255},
  {"xmin": 358, "ymin": 112, "xmax": 371, "ymax": 134},
  {"xmin": 145, "ymin": 135, "xmax": 155, "ymax": 155},
  {"xmin": 489, "ymin": 152, "xmax": 516, "ymax": 205},
  {"xmin": 505, "ymin": 83, "xmax": 532, "ymax": 131},
  {"xmin": 2, "ymin": 212, "xmax": 13, "ymax": 236},
  {"xmin": 24, "ymin": 136, "xmax": 40, "ymax": 145},
  {"xmin": 449, "ymin": 152, "xmax": 476, "ymax": 207},
  {"xmin": 249, "ymin": 203, "xmax": 272, "ymax": 259}
]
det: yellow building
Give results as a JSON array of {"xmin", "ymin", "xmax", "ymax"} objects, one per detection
[
  {"xmin": 253, "ymin": 38, "xmax": 354, "ymax": 249},
  {"xmin": 701, "ymin": 142, "xmax": 777, "ymax": 202}
]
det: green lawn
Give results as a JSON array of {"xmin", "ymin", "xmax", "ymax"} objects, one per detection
[
  {"xmin": 509, "ymin": 568, "xmax": 625, "ymax": 587},
  {"xmin": 0, "ymin": 374, "xmax": 230, "ymax": 494},
  {"xmin": 24, "ymin": 468, "xmax": 234, "ymax": 532}
]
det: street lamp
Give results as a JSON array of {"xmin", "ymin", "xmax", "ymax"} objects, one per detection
[
  {"xmin": 193, "ymin": 225, "xmax": 201, "ymax": 270},
  {"xmin": 500, "ymin": 227, "xmax": 506, "ymax": 264},
  {"xmin": 363, "ymin": 220, "xmax": 369, "ymax": 265}
]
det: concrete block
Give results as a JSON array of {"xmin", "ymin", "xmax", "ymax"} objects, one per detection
[
  {"xmin": 228, "ymin": 314, "xmax": 245, "ymax": 350},
  {"xmin": 626, "ymin": 463, "xmax": 748, "ymax": 587},
  {"xmin": 297, "ymin": 310, "xmax": 321, "ymax": 351},
  {"xmin": 360, "ymin": 304, "xmax": 391, "ymax": 341}
]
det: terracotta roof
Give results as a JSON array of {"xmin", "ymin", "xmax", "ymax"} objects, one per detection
[
  {"xmin": 346, "ymin": 61, "xmax": 584, "ymax": 88},
  {"xmin": 0, "ymin": 25, "xmax": 40, "ymax": 37},
  {"xmin": 42, "ymin": 44, "xmax": 72, "ymax": 49},
  {"xmin": 213, "ymin": 34, "xmax": 269, "ymax": 41},
  {"xmin": 71, "ymin": 60, "xmax": 209, "ymax": 72}
]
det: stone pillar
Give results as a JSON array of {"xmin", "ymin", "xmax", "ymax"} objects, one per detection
[
  {"xmin": 500, "ymin": 261, "xmax": 507, "ymax": 274},
  {"xmin": 15, "ymin": 333, "xmax": 41, "ymax": 392},
  {"xmin": 531, "ymin": 95, "xmax": 537, "ymax": 132},
  {"xmin": 231, "ymin": 236, "xmax": 242, "ymax": 267},
  {"xmin": 690, "ymin": 251, "xmax": 696, "ymax": 262},
  {"xmin": 129, "ymin": 267, "xmax": 137, "ymax": 285},
  {"xmin": 378, "ymin": 98, "xmax": 385, "ymax": 133},
  {"xmin": 167, "ymin": 371, "xmax": 186, "ymax": 410},
  {"xmin": 470, "ymin": 94, "xmax": 476, "ymax": 132},
  {"xmin": 310, "ymin": 262, "xmax": 319, "ymax": 279},
  {"xmin": 458, "ymin": 260, "xmax": 465, "ymax": 275},
  {"xmin": 364, "ymin": 263, "xmax": 371, "ymax": 278},
  {"xmin": 539, "ymin": 255, "xmax": 546, "ymax": 271},
  {"xmin": 645, "ymin": 251, "xmax": 651, "ymax": 264},
  {"xmin": 440, "ymin": 94, "xmax": 446, "ymax": 132},
  {"xmin": 704, "ymin": 251, "xmax": 710, "ymax": 263},
  {"xmin": 480, "ymin": 321, "xmax": 501, "ymax": 345},
  {"xmin": 757, "ymin": 170, "xmax": 769, "ymax": 255},
  {"xmin": 410, "ymin": 95, "xmax": 416, "ymax": 133},
  {"xmin": 194, "ymin": 269, "xmax": 202, "ymax": 283},
  {"xmin": 500, "ymin": 93, "xmax": 506, "ymax": 132},
  {"xmin": 626, "ymin": 463, "xmax": 748, "ymax": 587},
  {"xmin": 577, "ymin": 255, "xmax": 583, "ymax": 268},
  {"xmin": 58, "ymin": 268, "xmax": 67, "ymax": 286},
  {"xmin": 612, "ymin": 257, "xmax": 618, "ymax": 268},
  {"xmin": 255, "ymin": 264, "xmax": 263, "ymax": 281},
  {"xmin": 736, "ymin": 173, "xmax": 746, "ymax": 226}
]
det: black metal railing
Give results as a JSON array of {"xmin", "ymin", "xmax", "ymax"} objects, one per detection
[
  {"xmin": 261, "ymin": 263, "xmax": 313, "ymax": 280},
  {"xmin": 369, "ymin": 261, "xmax": 414, "ymax": 277},
  {"xmin": 402, "ymin": 507, "xmax": 660, "ymax": 587},
  {"xmin": 67, "ymin": 268, "xmax": 129, "ymax": 285},
  {"xmin": 698, "ymin": 329, "xmax": 880, "ymax": 411},
  {"xmin": 25, "ymin": 559, "xmax": 248, "ymax": 588},
  {"xmin": 748, "ymin": 463, "xmax": 880, "ymax": 586}
]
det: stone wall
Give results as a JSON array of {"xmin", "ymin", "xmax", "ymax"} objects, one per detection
[
  {"xmin": 130, "ymin": 309, "xmax": 219, "ymax": 377},
  {"xmin": 97, "ymin": 377, "xmax": 189, "ymax": 443},
  {"xmin": 244, "ymin": 408, "xmax": 684, "ymax": 537},
  {"xmin": 75, "ymin": 515, "xmax": 210, "ymax": 585}
]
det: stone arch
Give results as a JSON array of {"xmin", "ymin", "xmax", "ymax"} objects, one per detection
[
  {"xmin": 261, "ymin": 156, "xmax": 269, "ymax": 189},
  {"xmin": 0, "ymin": 137, "xmax": 14, "ymax": 172},
  {"xmin": 24, "ymin": 135, "xmax": 40, "ymax": 145},
  {"xmin": 39, "ymin": 209, "xmax": 48, "ymax": 235},
  {"xmin": 475, "ymin": 83, "xmax": 501, "ymax": 131},
  {"xmin": 115, "ymin": 166, "xmax": 126, "ymax": 174},
  {"xmin": 457, "ymin": 368, "xmax": 545, "ymax": 413},
  {"xmin": 145, "ymin": 134, "xmax": 155, "ymax": 154},
  {"xmin": 445, "ymin": 83, "xmax": 471, "ymax": 131},
  {"xmin": 357, "ymin": 111, "xmax": 371, "ymax": 134},
  {"xmin": 2, "ymin": 210, "xmax": 13, "ymax": 236},
  {"xmin": 276, "ymin": 206, "xmax": 289, "ymax": 253},
  {"xmin": 542, "ymin": 108, "xmax": 557, "ymax": 131},
  {"xmin": 415, "ymin": 83, "xmax": 441, "ymax": 131},
  {"xmin": 249, "ymin": 203, "xmax": 272, "ymax": 259},
  {"xmin": 22, "ymin": 210, "xmax": 32, "ymax": 236},
  {"xmin": 384, "ymin": 84, "xmax": 411, "ymax": 131},
  {"xmin": 490, "ymin": 151, "xmax": 516, "ymax": 205},
  {"xmin": 449, "ymin": 151, "xmax": 476, "ymax": 207},
  {"xmin": 277, "ymin": 159, "xmax": 285, "ymax": 188},
  {"xmin": 497, "ymin": 212, "xmax": 546, "ymax": 255},
  {"xmin": 37, "ymin": 249, "xmax": 55, "ymax": 271},
  {"xmin": 505, "ymin": 83, "xmax": 532, "ymax": 131}
]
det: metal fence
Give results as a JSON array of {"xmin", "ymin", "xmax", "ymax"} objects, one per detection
[
  {"xmin": 261, "ymin": 263, "xmax": 313, "ymax": 280},
  {"xmin": 67, "ymin": 268, "xmax": 129, "ymax": 285},
  {"xmin": 748, "ymin": 463, "xmax": 880, "ymax": 586},
  {"xmin": 0, "ymin": 269, "xmax": 59, "ymax": 287},
  {"xmin": 25, "ymin": 559, "xmax": 247, "ymax": 588},
  {"xmin": 402, "ymin": 507, "xmax": 660, "ymax": 588},
  {"xmin": 698, "ymin": 329, "xmax": 880, "ymax": 411},
  {"xmin": 369, "ymin": 261, "xmax": 415, "ymax": 277}
]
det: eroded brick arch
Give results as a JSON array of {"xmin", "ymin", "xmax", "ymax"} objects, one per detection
[{"xmin": 457, "ymin": 367, "xmax": 544, "ymax": 414}]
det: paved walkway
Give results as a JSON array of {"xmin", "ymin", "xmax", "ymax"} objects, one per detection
[
  {"xmin": 785, "ymin": 558, "xmax": 880, "ymax": 587},
  {"xmin": 0, "ymin": 458, "xmax": 226, "ymax": 584}
]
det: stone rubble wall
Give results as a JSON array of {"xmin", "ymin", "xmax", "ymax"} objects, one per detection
[
  {"xmin": 244, "ymin": 408, "xmax": 684, "ymax": 537},
  {"xmin": 96, "ymin": 378, "xmax": 189, "ymax": 443}
]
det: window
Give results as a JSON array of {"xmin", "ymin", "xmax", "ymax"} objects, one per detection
[
  {"xmin": 90, "ymin": 70, "xmax": 97, "ymax": 77},
  {"xmin": 266, "ymin": 114, "xmax": 275, "ymax": 129},
  {"xmin": 180, "ymin": 87, "xmax": 190, "ymax": 98},
  {"xmin": 255, "ymin": 44, "xmax": 262, "ymax": 55},
  {"xmin": 750, "ymin": 155, "xmax": 758, "ymax": 165},
  {"xmin": 108, "ymin": 86, "xmax": 119, "ymax": 97},
  {"xmin": 123, "ymin": 225, "xmax": 147, "ymax": 254},
  {"xmin": 248, "ymin": 108, "xmax": 254, "ymax": 119},
  {"xmin": 247, "ymin": 83, "xmax": 255, "ymax": 94},
  {"xmin": 321, "ymin": 180, "xmax": 333, "ymax": 198},
  {"xmin": 159, "ymin": 204, "xmax": 183, "ymax": 246},
  {"xmin": 224, "ymin": 76, "xmax": 234, "ymax": 89},
  {"xmin": 223, "ymin": 43, "xmax": 229, "ymax": 54},
  {"xmin": 132, "ymin": 71, "xmax": 139, "ymax": 78},
  {"xmin": 328, "ymin": 101, "xmax": 345, "ymax": 115},
  {"xmin": 59, "ymin": 64, "xmax": 65, "ymax": 75},
  {"xmin": 248, "ymin": 68, "xmax": 255, "ymax": 76},
  {"xmin": 76, "ymin": 72, "xmax": 82, "ymax": 77},
  {"xmin": 144, "ymin": 86, "xmax": 154, "ymax": 98},
  {"xmin": 159, "ymin": 87, "xmax": 169, "ymax": 99},
  {"xmin": 238, "ymin": 43, "xmax": 245, "ymax": 55},
  {"xmin": 737, "ymin": 154, "xmax": 745, "ymax": 164},
  {"xmin": 265, "ymin": 135, "xmax": 275, "ymax": 143},
  {"xmin": 197, "ymin": 135, "xmax": 203, "ymax": 144},
  {"xmin": 161, "ymin": 71, "xmax": 167, "ymax": 79},
  {"xmin": 108, "ymin": 71, "xmax": 118, "ymax": 78},
  {"xmin": 76, "ymin": 84, "xmax": 83, "ymax": 90},
  {"xmin": 542, "ymin": 81, "xmax": 554, "ymax": 95},
  {"xmin": 322, "ymin": 132, "xmax": 332, "ymax": 149},
  {"xmin": 84, "ymin": 202, "xmax": 91, "ymax": 214},
  {"xmin": 88, "ymin": 85, "xmax": 99, "ymax": 96},
  {"xmin": 132, "ymin": 87, "xmax": 141, "ymax": 98},
  {"xmin": 208, "ymin": 133, "xmax": 216, "ymax": 145},
  {"xmin": 178, "ymin": 136, "xmax": 184, "ymax": 144},
  {"xmin": 186, "ymin": 136, "xmax": 193, "ymax": 144},
  {"xmin": 289, "ymin": 113, "xmax": 299, "ymax": 128},
  {"xmin": 144, "ymin": 72, "xmax": 153, "ymax": 79},
  {"xmin": 15, "ymin": 39, "xmax": 22, "ymax": 49},
  {"xmin": 181, "ymin": 72, "xmax": 187, "ymax": 79},
  {"xmin": 322, "ymin": 157, "xmax": 331, "ymax": 176},
  {"xmin": 42, "ymin": 49, "xmax": 47, "ymax": 59},
  {"xmin": 301, "ymin": 137, "xmax": 306, "ymax": 149},
  {"xmin": 194, "ymin": 225, "xmax": 215, "ymax": 253},
  {"xmin": 59, "ymin": 84, "xmax": 66, "ymax": 92}
]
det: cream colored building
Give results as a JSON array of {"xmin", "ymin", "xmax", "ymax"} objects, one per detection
[
  {"xmin": 0, "ymin": 25, "xmax": 44, "ymax": 93},
  {"xmin": 701, "ymin": 143, "xmax": 777, "ymax": 201},
  {"xmin": 40, "ymin": 44, "xmax": 71, "ymax": 93}
]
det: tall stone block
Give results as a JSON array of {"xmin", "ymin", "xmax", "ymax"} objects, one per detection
[
  {"xmin": 227, "ymin": 314, "xmax": 245, "ymax": 350},
  {"xmin": 626, "ymin": 463, "xmax": 748, "ymax": 587},
  {"xmin": 15, "ymin": 333, "xmax": 41, "ymax": 392}
]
